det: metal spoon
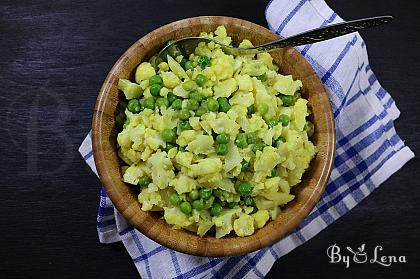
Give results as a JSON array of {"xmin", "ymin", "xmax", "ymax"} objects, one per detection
[{"xmin": 156, "ymin": 15, "xmax": 393, "ymax": 61}]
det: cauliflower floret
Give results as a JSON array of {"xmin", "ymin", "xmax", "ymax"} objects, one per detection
[
  {"xmin": 117, "ymin": 129, "xmax": 132, "ymax": 149},
  {"xmin": 164, "ymin": 207, "xmax": 194, "ymax": 228},
  {"xmin": 224, "ymin": 141, "xmax": 242, "ymax": 172},
  {"xmin": 233, "ymin": 213, "xmax": 254, "ymax": 237},
  {"xmin": 291, "ymin": 98, "xmax": 309, "ymax": 131},
  {"xmin": 252, "ymin": 210, "xmax": 270, "ymax": 229},
  {"xmin": 253, "ymin": 146, "xmax": 282, "ymax": 174},
  {"xmin": 122, "ymin": 165, "xmax": 145, "ymax": 185},
  {"xmin": 144, "ymin": 128, "xmax": 165, "ymax": 150},
  {"xmin": 229, "ymin": 90, "xmax": 254, "ymax": 107},
  {"xmin": 213, "ymin": 78, "xmax": 238, "ymax": 98},
  {"xmin": 210, "ymin": 114, "xmax": 241, "ymax": 135},
  {"xmin": 235, "ymin": 74, "xmax": 253, "ymax": 91},
  {"xmin": 161, "ymin": 71, "xmax": 181, "ymax": 89},
  {"xmin": 135, "ymin": 62, "xmax": 156, "ymax": 83},
  {"xmin": 174, "ymin": 151, "xmax": 194, "ymax": 168},
  {"xmin": 187, "ymin": 135, "xmax": 215, "ymax": 155},
  {"xmin": 170, "ymin": 174, "xmax": 197, "ymax": 194},
  {"xmin": 273, "ymin": 74, "xmax": 302, "ymax": 95},
  {"xmin": 213, "ymin": 208, "xmax": 241, "ymax": 238},
  {"xmin": 138, "ymin": 188, "xmax": 164, "ymax": 211},
  {"xmin": 189, "ymin": 158, "xmax": 222, "ymax": 176},
  {"xmin": 147, "ymin": 151, "xmax": 175, "ymax": 189},
  {"xmin": 117, "ymin": 79, "xmax": 143, "ymax": 100},
  {"xmin": 176, "ymin": 130, "xmax": 201, "ymax": 146}
]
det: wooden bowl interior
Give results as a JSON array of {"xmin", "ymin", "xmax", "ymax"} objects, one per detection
[{"xmin": 92, "ymin": 16, "xmax": 335, "ymax": 257}]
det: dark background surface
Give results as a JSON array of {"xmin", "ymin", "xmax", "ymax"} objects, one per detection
[{"xmin": 0, "ymin": 0, "xmax": 419, "ymax": 278}]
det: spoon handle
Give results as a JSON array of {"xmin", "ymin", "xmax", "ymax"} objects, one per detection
[{"xmin": 251, "ymin": 16, "xmax": 393, "ymax": 53}]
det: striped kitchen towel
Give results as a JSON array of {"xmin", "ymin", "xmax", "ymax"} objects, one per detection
[{"xmin": 79, "ymin": 0, "xmax": 414, "ymax": 277}]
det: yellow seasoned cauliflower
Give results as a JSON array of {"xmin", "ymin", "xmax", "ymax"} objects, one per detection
[
  {"xmin": 213, "ymin": 208, "xmax": 241, "ymax": 238},
  {"xmin": 252, "ymin": 210, "xmax": 270, "ymax": 229},
  {"xmin": 161, "ymin": 71, "xmax": 181, "ymax": 89},
  {"xmin": 170, "ymin": 174, "xmax": 197, "ymax": 194},
  {"xmin": 116, "ymin": 25, "xmax": 316, "ymax": 238},
  {"xmin": 189, "ymin": 158, "xmax": 223, "ymax": 177},
  {"xmin": 164, "ymin": 207, "xmax": 194, "ymax": 228},
  {"xmin": 135, "ymin": 62, "xmax": 156, "ymax": 83},
  {"xmin": 138, "ymin": 188, "xmax": 164, "ymax": 211},
  {"xmin": 233, "ymin": 213, "xmax": 254, "ymax": 237},
  {"xmin": 213, "ymin": 78, "xmax": 238, "ymax": 98},
  {"xmin": 187, "ymin": 135, "xmax": 215, "ymax": 155}
]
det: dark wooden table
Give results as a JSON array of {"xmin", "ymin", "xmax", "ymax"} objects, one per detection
[{"xmin": 0, "ymin": 0, "xmax": 419, "ymax": 278}]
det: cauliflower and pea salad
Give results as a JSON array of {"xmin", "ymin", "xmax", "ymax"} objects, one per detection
[{"xmin": 115, "ymin": 26, "xmax": 316, "ymax": 238}]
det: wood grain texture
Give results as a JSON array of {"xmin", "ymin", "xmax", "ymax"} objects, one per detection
[{"xmin": 92, "ymin": 16, "xmax": 335, "ymax": 256}]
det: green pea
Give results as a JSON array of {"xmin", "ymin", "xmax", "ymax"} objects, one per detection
[
  {"xmin": 216, "ymin": 133, "xmax": 230, "ymax": 144},
  {"xmin": 195, "ymin": 74, "xmax": 206, "ymax": 86},
  {"xmin": 243, "ymin": 196, "xmax": 254, "ymax": 206},
  {"xmin": 257, "ymin": 103, "xmax": 268, "ymax": 115},
  {"xmin": 195, "ymin": 106, "xmax": 207, "ymax": 117},
  {"xmin": 189, "ymin": 91, "xmax": 204, "ymax": 102},
  {"xmin": 169, "ymin": 192, "xmax": 181, "ymax": 206},
  {"xmin": 162, "ymin": 128, "xmax": 176, "ymax": 143},
  {"xmin": 279, "ymin": 114, "xmax": 290, "ymax": 126},
  {"xmin": 180, "ymin": 201, "xmax": 192, "ymax": 214},
  {"xmin": 218, "ymin": 97, "xmax": 231, "ymax": 112},
  {"xmin": 275, "ymin": 136, "xmax": 286, "ymax": 147},
  {"xmin": 167, "ymin": 92, "xmax": 177, "ymax": 104},
  {"xmin": 138, "ymin": 175, "xmax": 151, "ymax": 187},
  {"xmin": 187, "ymin": 99, "xmax": 199, "ymax": 111},
  {"xmin": 210, "ymin": 203, "xmax": 223, "ymax": 216},
  {"xmin": 127, "ymin": 99, "xmax": 141, "ymax": 113},
  {"xmin": 213, "ymin": 189, "xmax": 223, "ymax": 198},
  {"xmin": 156, "ymin": 97, "xmax": 169, "ymax": 108},
  {"xmin": 235, "ymin": 133, "xmax": 248, "ymax": 149},
  {"xmin": 150, "ymin": 84, "xmax": 161, "ymax": 96},
  {"xmin": 192, "ymin": 199, "xmax": 205, "ymax": 211},
  {"xmin": 227, "ymin": 202, "xmax": 238, "ymax": 209},
  {"xmin": 179, "ymin": 120, "xmax": 192, "ymax": 130},
  {"xmin": 207, "ymin": 98, "xmax": 219, "ymax": 112},
  {"xmin": 238, "ymin": 182, "xmax": 252, "ymax": 197},
  {"xmin": 271, "ymin": 168, "xmax": 278, "ymax": 177},
  {"xmin": 164, "ymin": 143, "xmax": 176, "ymax": 152},
  {"xmin": 246, "ymin": 132, "xmax": 257, "ymax": 144},
  {"xmin": 241, "ymin": 160, "xmax": 250, "ymax": 172},
  {"xmin": 184, "ymin": 61, "xmax": 194, "ymax": 71},
  {"xmin": 281, "ymin": 94, "xmax": 293, "ymax": 106},
  {"xmin": 256, "ymin": 73, "xmax": 267, "ymax": 82},
  {"xmin": 179, "ymin": 109, "xmax": 190, "ymax": 120},
  {"xmin": 149, "ymin": 75, "xmax": 162, "ymax": 85},
  {"xmin": 199, "ymin": 189, "xmax": 213, "ymax": 200},
  {"xmin": 252, "ymin": 143, "xmax": 266, "ymax": 153},
  {"xmin": 180, "ymin": 58, "xmax": 187, "ymax": 68},
  {"xmin": 171, "ymin": 99, "xmax": 182, "ymax": 110},
  {"xmin": 182, "ymin": 80, "xmax": 197, "ymax": 91},
  {"xmin": 143, "ymin": 97, "xmax": 155, "ymax": 110},
  {"xmin": 198, "ymin": 55, "xmax": 211, "ymax": 68},
  {"xmin": 216, "ymin": 143, "xmax": 228, "ymax": 155},
  {"xmin": 189, "ymin": 189, "xmax": 200, "ymax": 200}
]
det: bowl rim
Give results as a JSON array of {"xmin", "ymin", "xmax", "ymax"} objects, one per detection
[{"xmin": 92, "ymin": 15, "xmax": 336, "ymax": 256}]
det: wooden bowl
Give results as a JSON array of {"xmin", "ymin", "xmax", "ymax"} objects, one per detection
[{"xmin": 92, "ymin": 16, "xmax": 335, "ymax": 257}]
